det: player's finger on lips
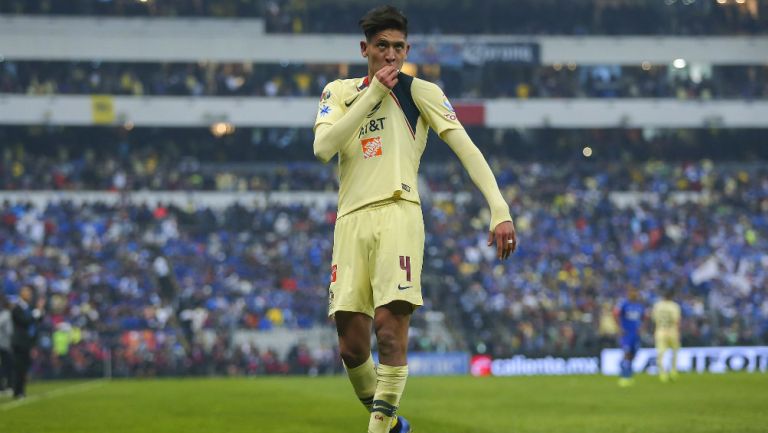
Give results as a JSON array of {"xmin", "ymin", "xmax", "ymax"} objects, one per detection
[{"xmin": 377, "ymin": 68, "xmax": 393, "ymax": 80}]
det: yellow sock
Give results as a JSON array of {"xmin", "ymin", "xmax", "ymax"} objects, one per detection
[
  {"xmin": 344, "ymin": 355, "xmax": 377, "ymax": 413},
  {"xmin": 671, "ymin": 349, "xmax": 679, "ymax": 376},
  {"xmin": 368, "ymin": 364, "xmax": 408, "ymax": 433}
]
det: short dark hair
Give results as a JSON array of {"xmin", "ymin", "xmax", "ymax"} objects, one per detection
[{"xmin": 359, "ymin": 5, "xmax": 408, "ymax": 41}]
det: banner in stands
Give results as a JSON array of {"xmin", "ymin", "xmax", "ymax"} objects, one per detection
[
  {"xmin": 462, "ymin": 42, "xmax": 540, "ymax": 65},
  {"xmin": 470, "ymin": 354, "xmax": 600, "ymax": 377},
  {"xmin": 600, "ymin": 346, "xmax": 768, "ymax": 375},
  {"xmin": 91, "ymin": 95, "xmax": 115, "ymax": 124},
  {"xmin": 386, "ymin": 352, "xmax": 469, "ymax": 376},
  {"xmin": 408, "ymin": 42, "xmax": 540, "ymax": 66}
]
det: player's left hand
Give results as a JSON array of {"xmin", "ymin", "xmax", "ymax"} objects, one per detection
[{"xmin": 487, "ymin": 220, "xmax": 517, "ymax": 260}]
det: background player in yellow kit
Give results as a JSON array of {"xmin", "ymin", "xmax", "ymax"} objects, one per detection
[
  {"xmin": 313, "ymin": 5, "xmax": 516, "ymax": 433},
  {"xmin": 652, "ymin": 290, "xmax": 682, "ymax": 382}
]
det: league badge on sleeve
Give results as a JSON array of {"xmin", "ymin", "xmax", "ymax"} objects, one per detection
[
  {"xmin": 442, "ymin": 95, "xmax": 455, "ymax": 113},
  {"xmin": 319, "ymin": 104, "xmax": 332, "ymax": 117},
  {"xmin": 442, "ymin": 95, "xmax": 457, "ymax": 121}
]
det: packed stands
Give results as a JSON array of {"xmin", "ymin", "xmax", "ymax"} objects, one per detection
[
  {"xmin": 2, "ymin": 0, "xmax": 765, "ymax": 35},
  {"xmin": 3, "ymin": 154, "xmax": 767, "ymax": 376},
  {"xmin": 2, "ymin": 61, "xmax": 766, "ymax": 100}
]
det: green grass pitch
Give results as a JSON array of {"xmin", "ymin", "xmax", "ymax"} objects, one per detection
[{"xmin": 1, "ymin": 373, "xmax": 766, "ymax": 433}]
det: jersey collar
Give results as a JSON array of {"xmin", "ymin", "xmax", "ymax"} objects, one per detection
[{"xmin": 357, "ymin": 76, "xmax": 370, "ymax": 91}]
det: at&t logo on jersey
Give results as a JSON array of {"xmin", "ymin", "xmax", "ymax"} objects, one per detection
[
  {"xmin": 358, "ymin": 117, "xmax": 386, "ymax": 138},
  {"xmin": 361, "ymin": 137, "xmax": 383, "ymax": 159}
]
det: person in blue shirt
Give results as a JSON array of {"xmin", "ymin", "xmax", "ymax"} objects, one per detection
[{"xmin": 614, "ymin": 288, "xmax": 645, "ymax": 387}]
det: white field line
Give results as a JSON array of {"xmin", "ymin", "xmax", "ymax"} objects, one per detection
[{"xmin": 0, "ymin": 380, "xmax": 107, "ymax": 411}]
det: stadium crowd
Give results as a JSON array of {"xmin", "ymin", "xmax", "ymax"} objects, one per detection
[
  {"xmin": 1, "ymin": 0, "xmax": 764, "ymax": 35},
  {"xmin": 1, "ymin": 155, "xmax": 766, "ymax": 377},
  {"xmin": 1, "ymin": 0, "xmax": 765, "ymax": 392},
  {"xmin": 3, "ymin": 127, "xmax": 768, "ymax": 192},
  {"xmin": 2, "ymin": 61, "xmax": 766, "ymax": 100}
]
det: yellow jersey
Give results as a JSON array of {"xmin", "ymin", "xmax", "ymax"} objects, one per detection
[
  {"xmin": 652, "ymin": 300, "xmax": 681, "ymax": 333},
  {"xmin": 313, "ymin": 73, "xmax": 463, "ymax": 219}
]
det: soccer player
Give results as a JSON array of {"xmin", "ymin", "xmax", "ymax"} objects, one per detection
[
  {"xmin": 312, "ymin": 6, "xmax": 516, "ymax": 433},
  {"xmin": 652, "ymin": 289, "xmax": 681, "ymax": 382},
  {"xmin": 614, "ymin": 288, "xmax": 644, "ymax": 387}
]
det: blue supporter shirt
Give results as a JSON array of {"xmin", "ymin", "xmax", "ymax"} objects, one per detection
[{"xmin": 618, "ymin": 300, "xmax": 644, "ymax": 337}]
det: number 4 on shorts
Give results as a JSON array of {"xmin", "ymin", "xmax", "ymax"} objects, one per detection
[{"xmin": 399, "ymin": 255, "xmax": 411, "ymax": 282}]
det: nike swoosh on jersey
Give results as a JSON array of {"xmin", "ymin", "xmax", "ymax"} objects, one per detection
[
  {"xmin": 397, "ymin": 284, "xmax": 413, "ymax": 290},
  {"xmin": 344, "ymin": 94, "xmax": 360, "ymax": 107}
]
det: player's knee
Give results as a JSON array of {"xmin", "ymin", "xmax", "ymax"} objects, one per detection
[
  {"xmin": 339, "ymin": 344, "xmax": 370, "ymax": 368},
  {"xmin": 338, "ymin": 335, "xmax": 371, "ymax": 367},
  {"xmin": 340, "ymin": 353, "xmax": 367, "ymax": 368},
  {"xmin": 375, "ymin": 328, "xmax": 406, "ymax": 359}
]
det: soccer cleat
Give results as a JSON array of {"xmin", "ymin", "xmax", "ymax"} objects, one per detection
[
  {"xmin": 659, "ymin": 372, "xmax": 669, "ymax": 383},
  {"xmin": 390, "ymin": 415, "xmax": 412, "ymax": 433},
  {"xmin": 669, "ymin": 371, "xmax": 679, "ymax": 381},
  {"xmin": 618, "ymin": 378, "xmax": 634, "ymax": 387}
]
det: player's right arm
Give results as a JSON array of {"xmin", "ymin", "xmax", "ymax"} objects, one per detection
[{"xmin": 312, "ymin": 67, "xmax": 398, "ymax": 163}]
